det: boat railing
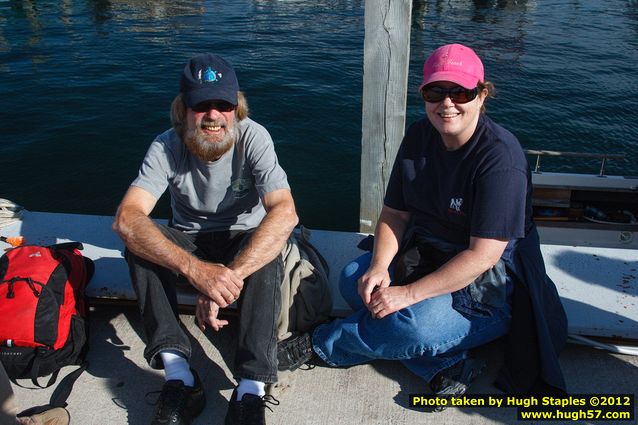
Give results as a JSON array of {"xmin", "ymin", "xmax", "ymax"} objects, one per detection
[{"xmin": 525, "ymin": 149, "xmax": 626, "ymax": 177}]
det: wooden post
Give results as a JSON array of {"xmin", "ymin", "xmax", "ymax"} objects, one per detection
[{"xmin": 360, "ymin": 0, "xmax": 412, "ymax": 233}]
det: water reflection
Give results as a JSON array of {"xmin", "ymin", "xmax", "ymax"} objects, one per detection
[
  {"xmin": 9, "ymin": 0, "xmax": 209, "ymax": 37},
  {"xmin": 410, "ymin": 0, "xmax": 534, "ymax": 58},
  {"xmin": 472, "ymin": 0, "xmax": 535, "ymax": 12},
  {"xmin": 105, "ymin": 0, "xmax": 206, "ymax": 26},
  {"xmin": 87, "ymin": 0, "xmax": 112, "ymax": 24},
  {"xmin": 0, "ymin": 0, "xmax": 636, "ymax": 227},
  {"xmin": 0, "ymin": 15, "xmax": 8, "ymax": 55},
  {"xmin": 627, "ymin": 0, "xmax": 638, "ymax": 35},
  {"xmin": 13, "ymin": 0, "xmax": 43, "ymax": 52}
]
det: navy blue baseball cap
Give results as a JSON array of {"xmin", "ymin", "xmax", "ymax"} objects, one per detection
[{"xmin": 180, "ymin": 53, "xmax": 240, "ymax": 108}]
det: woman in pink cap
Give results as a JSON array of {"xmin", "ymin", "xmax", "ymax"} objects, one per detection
[{"xmin": 310, "ymin": 43, "xmax": 567, "ymax": 406}]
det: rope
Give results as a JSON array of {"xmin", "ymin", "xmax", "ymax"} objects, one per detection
[{"xmin": 0, "ymin": 198, "xmax": 25, "ymax": 228}]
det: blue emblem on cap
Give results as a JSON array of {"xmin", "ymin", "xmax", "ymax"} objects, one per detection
[{"xmin": 203, "ymin": 67, "xmax": 222, "ymax": 83}]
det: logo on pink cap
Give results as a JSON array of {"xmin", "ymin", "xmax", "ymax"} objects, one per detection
[{"xmin": 419, "ymin": 44, "xmax": 484, "ymax": 90}]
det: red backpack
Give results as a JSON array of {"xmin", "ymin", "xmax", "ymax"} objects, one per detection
[{"xmin": 0, "ymin": 242, "xmax": 93, "ymax": 389}]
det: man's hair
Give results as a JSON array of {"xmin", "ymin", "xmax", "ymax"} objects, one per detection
[{"xmin": 170, "ymin": 91, "xmax": 249, "ymax": 138}]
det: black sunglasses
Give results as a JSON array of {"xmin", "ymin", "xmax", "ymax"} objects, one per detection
[
  {"xmin": 421, "ymin": 85, "xmax": 478, "ymax": 104},
  {"xmin": 191, "ymin": 100, "xmax": 236, "ymax": 113}
]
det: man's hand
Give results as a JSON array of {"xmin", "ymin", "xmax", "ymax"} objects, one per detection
[
  {"xmin": 228, "ymin": 188, "xmax": 297, "ymax": 279},
  {"xmin": 195, "ymin": 294, "xmax": 229, "ymax": 331},
  {"xmin": 358, "ymin": 265, "xmax": 392, "ymax": 307},
  {"xmin": 368, "ymin": 285, "xmax": 416, "ymax": 319},
  {"xmin": 186, "ymin": 260, "xmax": 244, "ymax": 307}
]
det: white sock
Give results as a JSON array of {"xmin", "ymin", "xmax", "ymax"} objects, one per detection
[
  {"xmin": 236, "ymin": 379, "xmax": 266, "ymax": 400},
  {"xmin": 160, "ymin": 350, "xmax": 194, "ymax": 387}
]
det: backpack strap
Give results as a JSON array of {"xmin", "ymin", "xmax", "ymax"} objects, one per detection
[
  {"xmin": 49, "ymin": 242, "xmax": 84, "ymax": 251},
  {"xmin": 83, "ymin": 256, "xmax": 95, "ymax": 283},
  {"xmin": 16, "ymin": 361, "xmax": 86, "ymax": 416},
  {"xmin": 49, "ymin": 241, "xmax": 95, "ymax": 285},
  {"xmin": 49, "ymin": 362, "xmax": 88, "ymax": 407},
  {"xmin": 14, "ymin": 361, "xmax": 88, "ymax": 412},
  {"xmin": 29, "ymin": 350, "xmax": 60, "ymax": 388}
]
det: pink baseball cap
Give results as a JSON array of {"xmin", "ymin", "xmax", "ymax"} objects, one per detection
[{"xmin": 419, "ymin": 44, "xmax": 484, "ymax": 90}]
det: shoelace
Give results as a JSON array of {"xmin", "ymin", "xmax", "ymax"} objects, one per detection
[
  {"xmin": 238, "ymin": 394, "xmax": 280, "ymax": 423},
  {"xmin": 262, "ymin": 394, "xmax": 280, "ymax": 411}
]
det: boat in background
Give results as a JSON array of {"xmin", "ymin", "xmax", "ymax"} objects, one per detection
[
  {"xmin": 528, "ymin": 150, "xmax": 637, "ymax": 250},
  {"xmin": 517, "ymin": 151, "xmax": 637, "ymax": 353}
]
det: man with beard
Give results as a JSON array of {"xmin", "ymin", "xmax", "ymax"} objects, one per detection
[{"xmin": 113, "ymin": 53, "xmax": 298, "ymax": 425}]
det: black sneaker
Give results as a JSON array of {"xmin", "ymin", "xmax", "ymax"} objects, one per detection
[
  {"xmin": 277, "ymin": 332, "xmax": 313, "ymax": 371},
  {"xmin": 150, "ymin": 369, "xmax": 206, "ymax": 425},
  {"xmin": 428, "ymin": 358, "xmax": 486, "ymax": 412},
  {"xmin": 224, "ymin": 389, "xmax": 279, "ymax": 425}
]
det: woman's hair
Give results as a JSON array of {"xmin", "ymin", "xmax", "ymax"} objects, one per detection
[
  {"xmin": 478, "ymin": 80, "xmax": 495, "ymax": 113},
  {"xmin": 170, "ymin": 91, "xmax": 249, "ymax": 138}
]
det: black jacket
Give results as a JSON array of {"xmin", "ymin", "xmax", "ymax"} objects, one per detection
[{"xmin": 496, "ymin": 224, "xmax": 568, "ymax": 394}]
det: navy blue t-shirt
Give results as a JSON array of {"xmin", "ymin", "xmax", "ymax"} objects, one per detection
[{"xmin": 384, "ymin": 114, "xmax": 533, "ymax": 247}]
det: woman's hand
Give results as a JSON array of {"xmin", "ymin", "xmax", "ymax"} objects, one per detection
[
  {"xmin": 368, "ymin": 285, "xmax": 416, "ymax": 319},
  {"xmin": 358, "ymin": 265, "xmax": 392, "ymax": 307},
  {"xmin": 195, "ymin": 293, "xmax": 229, "ymax": 331}
]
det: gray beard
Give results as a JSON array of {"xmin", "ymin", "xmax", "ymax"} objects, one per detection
[{"xmin": 184, "ymin": 123, "xmax": 237, "ymax": 162}]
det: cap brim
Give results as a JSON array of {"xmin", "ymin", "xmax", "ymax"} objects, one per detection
[
  {"xmin": 184, "ymin": 90, "xmax": 238, "ymax": 108},
  {"xmin": 419, "ymin": 71, "xmax": 479, "ymax": 91}
]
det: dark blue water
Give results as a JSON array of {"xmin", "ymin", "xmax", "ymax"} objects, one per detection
[{"xmin": 1, "ymin": 0, "xmax": 637, "ymax": 231}]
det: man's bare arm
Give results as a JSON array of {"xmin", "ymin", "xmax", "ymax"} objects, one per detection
[
  {"xmin": 229, "ymin": 188, "xmax": 298, "ymax": 279},
  {"xmin": 112, "ymin": 186, "xmax": 242, "ymax": 306},
  {"xmin": 113, "ymin": 186, "xmax": 187, "ymax": 271}
]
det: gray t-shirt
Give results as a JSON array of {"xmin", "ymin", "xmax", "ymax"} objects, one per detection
[{"xmin": 132, "ymin": 117, "xmax": 290, "ymax": 232}]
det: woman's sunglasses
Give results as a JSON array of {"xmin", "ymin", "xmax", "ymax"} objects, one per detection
[{"xmin": 421, "ymin": 85, "xmax": 478, "ymax": 104}]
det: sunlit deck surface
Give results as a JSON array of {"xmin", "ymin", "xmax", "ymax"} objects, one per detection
[
  {"xmin": 4, "ymin": 211, "xmax": 638, "ymax": 424},
  {"xmin": 10, "ymin": 305, "xmax": 638, "ymax": 425}
]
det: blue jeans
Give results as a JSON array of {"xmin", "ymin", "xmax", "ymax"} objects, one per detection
[
  {"xmin": 125, "ymin": 224, "xmax": 282, "ymax": 383},
  {"xmin": 312, "ymin": 251, "xmax": 512, "ymax": 382}
]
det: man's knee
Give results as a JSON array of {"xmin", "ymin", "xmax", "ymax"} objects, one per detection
[
  {"xmin": 244, "ymin": 256, "xmax": 284, "ymax": 289},
  {"xmin": 123, "ymin": 247, "xmax": 145, "ymax": 273},
  {"xmin": 123, "ymin": 247, "xmax": 155, "ymax": 275},
  {"xmin": 123, "ymin": 247, "xmax": 133, "ymax": 260}
]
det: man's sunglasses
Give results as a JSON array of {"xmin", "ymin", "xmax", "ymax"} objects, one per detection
[
  {"xmin": 191, "ymin": 100, "xmax": 236, "ymax": 113},
  {"xmin": 421, "ymin": 85, "xmax": 478, "ymax": 104}
]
